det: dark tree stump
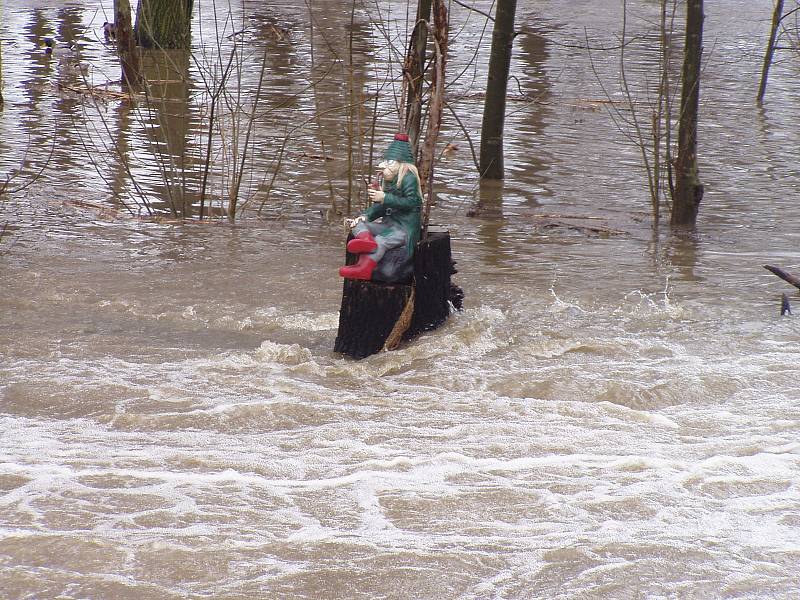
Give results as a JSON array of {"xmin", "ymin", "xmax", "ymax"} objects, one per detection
[
  {"xmin": 334, "ymin": 228, "xmax": 461, "ymax": 359},
  {"xmin": 406, "ymin": 229, "xmax": 455, "ymax": 339}
]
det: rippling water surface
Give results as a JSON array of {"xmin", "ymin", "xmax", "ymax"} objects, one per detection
[{"xmin": 2, "ymin": 1, "xmax": 800, "ymax": 598}]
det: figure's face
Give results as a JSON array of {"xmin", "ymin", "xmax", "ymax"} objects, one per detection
[{"xmin": 378, "ymin": 160, "xmax": 400, "ymax": 181}]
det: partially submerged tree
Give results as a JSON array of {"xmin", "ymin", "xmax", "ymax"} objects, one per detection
[
  {"xmin": 757, "ymin": 0, "xmax": 787, "ymax": 103},
  {"xmin": 586, "ymin": 0, "xmax": 680, "ymax": 226},
  {"xmin": 418, "ymin": 0, "xmax": 448, "ymax": 235},
  {"xmin": 672, "ymin": 0, "xmax": 704, "ymax": 226},
  {"xmin": 0, "ymin": 19, "xmax": 4, "ymax": 106},
  {"xmin": 479, "ymin": 0, "xmax": 518, "ymax": 179},
  {"xmin": 404, "ymin": 0, "xmax": 432, "ymax": 154},
  {"xmin": 135, "ymin": 0, "xmax": 193, "ymax": 49},
  {"xmin": 114, "ymin": 0, "xmax": 141, "ymax": 86}
]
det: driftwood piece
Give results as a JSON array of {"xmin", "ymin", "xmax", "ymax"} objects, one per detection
[
  {"xmin": 532, "ymin": 215, "xmax": 625, "ymax": 236},
  {"xmin": 764, "ymin": 265, "xmax": 800, "ymax": 290},
  {"xmin": 334, "ymin": 229, "xmax": 460, "ymax": 359},
  {"xmin": 464, "ymin": 208, "xmax": 625, "ymax": 237},
  {"xmin": 57, "ymin": 83, "xmax": 138, "ymax": 102}
]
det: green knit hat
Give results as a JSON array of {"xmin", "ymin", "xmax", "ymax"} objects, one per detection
[{"xmin": 383, "ymin": 133, "xmax": 415, "ymax": 164}]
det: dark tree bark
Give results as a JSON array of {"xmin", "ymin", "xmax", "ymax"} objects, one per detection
[
  {"xmin": 757, "ymin": 0, "xmax": 785, "ymax": 103},
  {"xmin": 405, "ymin": 230, "xmax": 458, "ymax": 338},
  {"xmin": 334, "ymin": 230, "xmax": 461, "ymax": 359},
  {"xmin": 479, "ymin": 0, "xmax": 517, "ymax": 180},
  {"xmin": 418, "ymin": 0, "xmax": 448, "ymax": 236},
  {"xmin": 672, "ymin": 0, "xmax": 704, "ymax": 227},
  {"xmin": 0, "ymin": 31, "xmax": 4, "ymax": 105},
  {"xmin": 404, "ymin": 0, "xmax": 432, "ymax": 154},
  {"xmin": 135, "ymin": 0, "xmax": 193, "ymax": 50},
  {"xmin": 335, "ymin": 280, "xmax": 413, "ymax": 359},
  {"xmin": 115, "ymin": 0, "xmax": 141, "ymax": 86}
]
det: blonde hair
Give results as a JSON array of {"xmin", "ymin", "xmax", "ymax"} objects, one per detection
[{"xmin": 397, "ymin": 163, "xmax": 424, "ymax": 201}]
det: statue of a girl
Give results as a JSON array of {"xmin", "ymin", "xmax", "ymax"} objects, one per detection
[{"xmin": 339, "ymin": 133, "xmax": 423, "ymax": 282}]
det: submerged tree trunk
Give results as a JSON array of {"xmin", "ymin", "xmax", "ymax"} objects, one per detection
[
  {"xmin": 115, "ymin": 0, "xmax": 141, "ymax": 86},
  {"xmin": 135, "ymin": 0, "xmax": 193, "ymax": 49},
  {"xmin": 418, "ymin": 0, "xmax": 448, "ymax": 236},
  {"xmin": 0, "ymin": 27, "xmax": 4, "ymax": 105},
  {"xmin": 404, "ymin": 0, "xmax": 432, "ymax": 154},
  {"xmin": 757, "ymin": 0, "xmax": 785, "ymax": 103},
  {"xmin": 672, "ymin": 0, "xmax": 704, "ymax": 227},
  {"xmin": 479, "ymin": 0, "xmax": 517, "ymax": 180}
]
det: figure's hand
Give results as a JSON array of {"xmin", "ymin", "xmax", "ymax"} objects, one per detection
[
  {"xmin": 344, "ymin": 214, "xmax": 366, "ymax": 229},
  {"xmin": 368, "ymin": 188, "xmax": 385, "ymax": 203}
]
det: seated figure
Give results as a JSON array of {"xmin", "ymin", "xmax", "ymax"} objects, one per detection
[{"xmin": 339, "ymin": 133, "xmax": 423, "ymax": 282}]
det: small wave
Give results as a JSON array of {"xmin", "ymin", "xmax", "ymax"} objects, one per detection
[
  {"xmin": 597, "ymin": 401, "xmax": 680, "ymax": 428},
  {"xmin": 255, "ymin": 340, "xmax": 313, "ymax": 365}
]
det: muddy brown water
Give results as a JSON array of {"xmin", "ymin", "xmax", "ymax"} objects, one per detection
[{"xmin": 1, "ymin": 1, "xmax": 799, "ymax": 598}]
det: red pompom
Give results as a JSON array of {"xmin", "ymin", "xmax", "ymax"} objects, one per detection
[{"xmin": 394, "ymin": 133, "xmax": 410, "ymax": 142}]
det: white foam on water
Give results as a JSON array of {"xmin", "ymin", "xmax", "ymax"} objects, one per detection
[
  {"xmin": 254, "ymin": 340, "xmax": 314, "ymax": 365},
  {"xmin": 281, "ymin": 312, "xmax": 340, "ymax": 331}
]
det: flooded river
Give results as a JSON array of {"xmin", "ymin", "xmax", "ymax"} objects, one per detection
[{"xmin": 2, "ymin": 1, "xmax": 800, "ymax": 598}]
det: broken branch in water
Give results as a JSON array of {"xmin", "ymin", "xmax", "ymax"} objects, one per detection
[
  {"xmin": 764, "ymin": 264, "xmax": 800, "ymax": 290},
  {"xmin": 57, "ymin": 83, "xmax": 138, "ymax": 102},
  {"xmin": 781, "ymin": 293, "xmax": 792, "ymax": 316},
  {"xmin": 530, "ymin": 214, "xmax": 625, "ymax": 236}
]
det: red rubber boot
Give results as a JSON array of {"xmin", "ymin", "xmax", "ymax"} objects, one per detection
[
  {"xmin": 339, "ymin": 254, "xmax": 377, "ymax": 280},
  {"xmin": 346, "ymin": 231, "xmax": 378, "ymax": 254}
]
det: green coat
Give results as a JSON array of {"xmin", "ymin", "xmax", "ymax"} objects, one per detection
[{"xmin": 364, "ymin": 171, "xmax": 422, "ymax": 258}]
